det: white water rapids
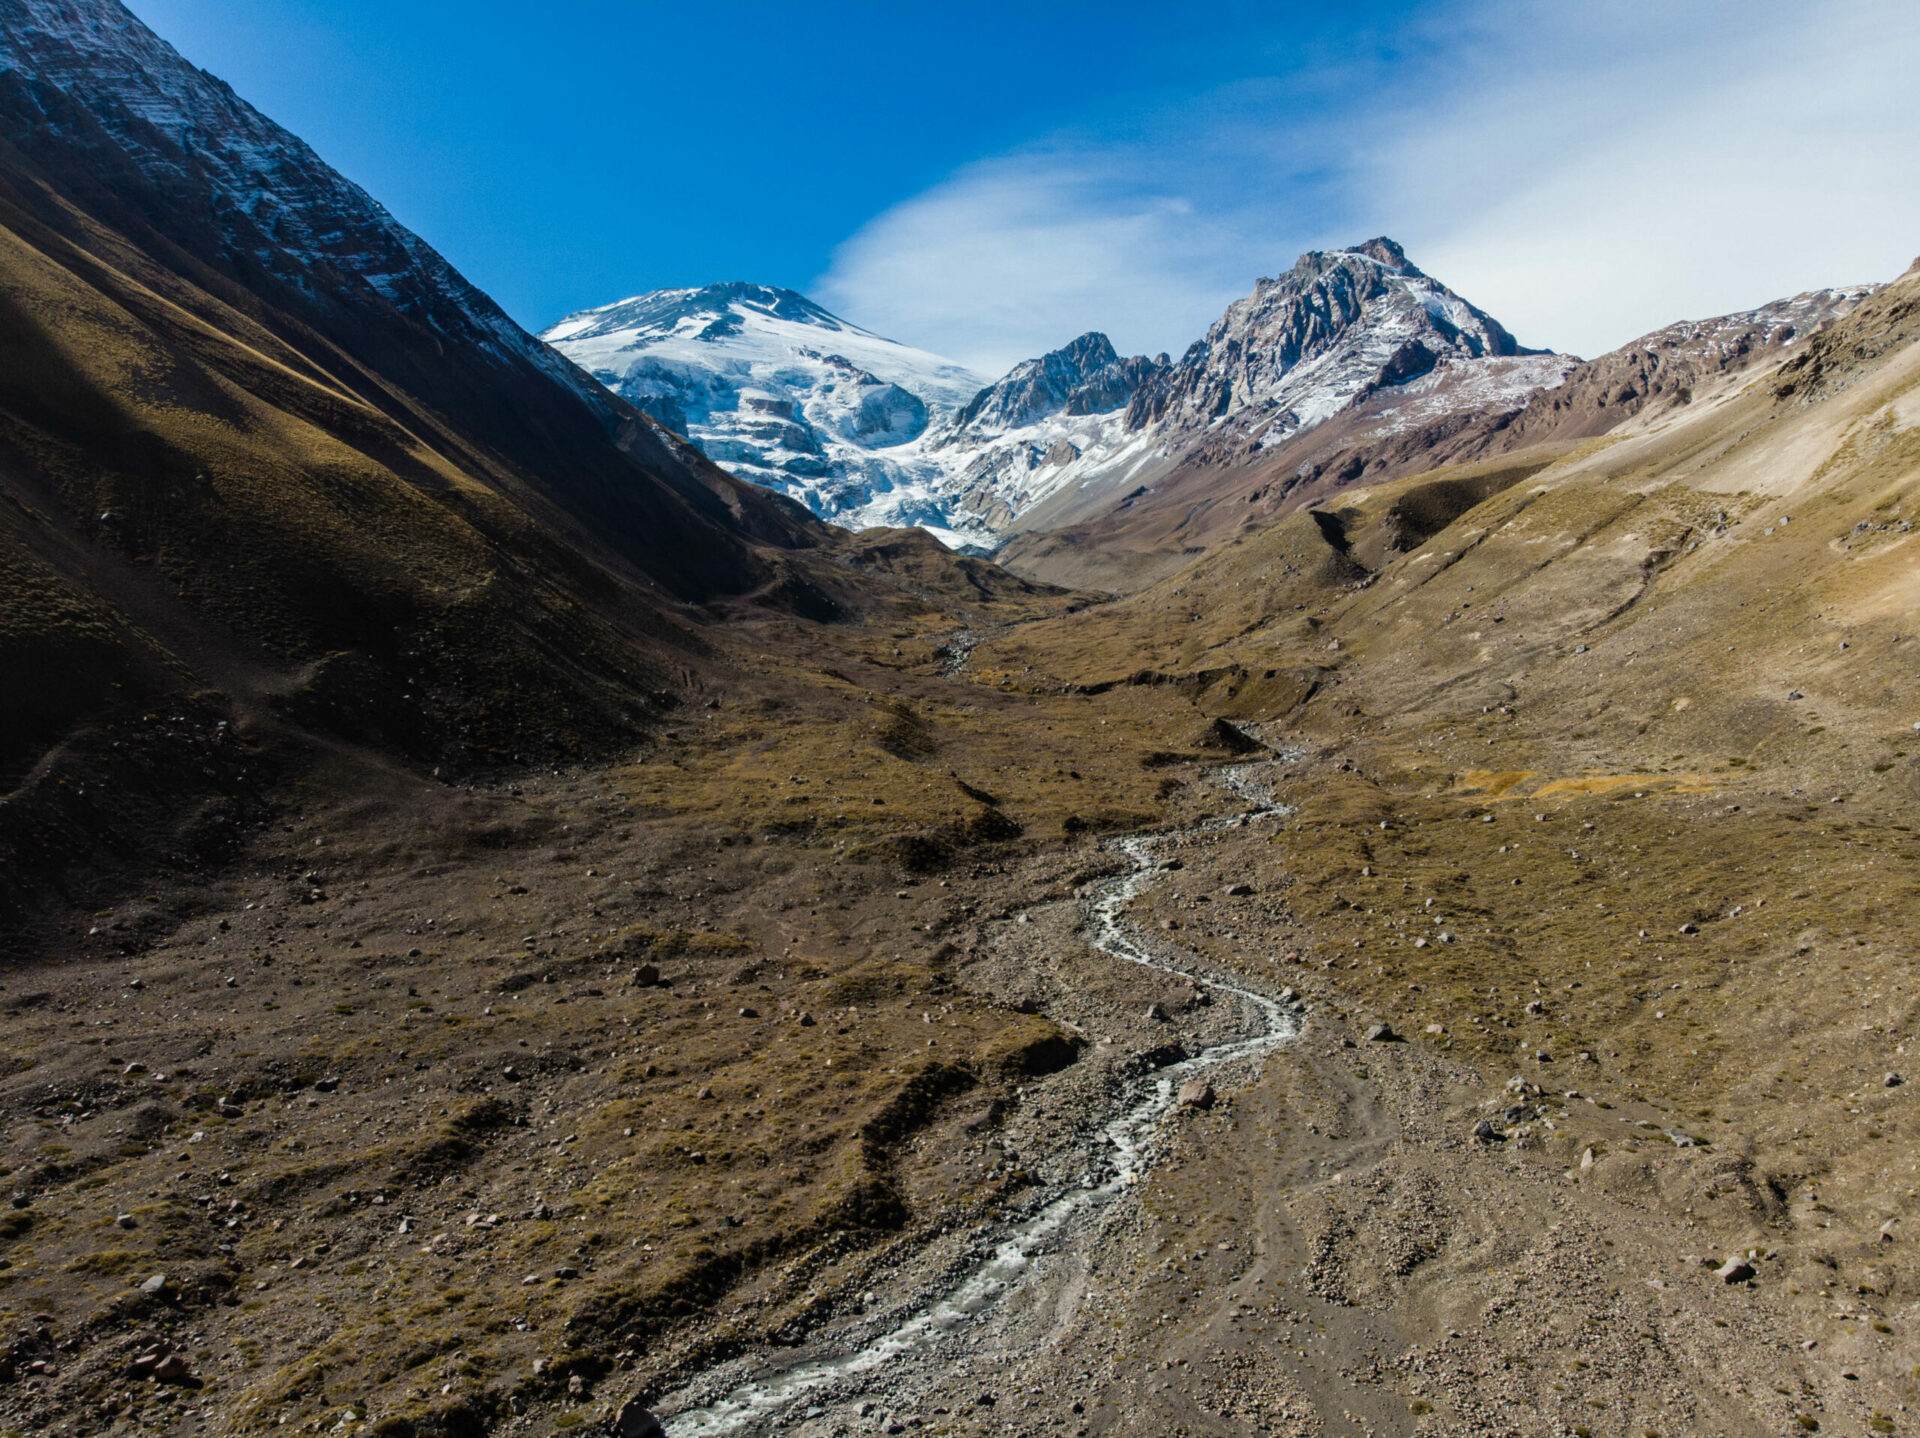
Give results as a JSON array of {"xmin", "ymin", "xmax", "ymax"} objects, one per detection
[{"xmin": 660, "ymin": 765, "xmax": 1297, "ymax": 1435}]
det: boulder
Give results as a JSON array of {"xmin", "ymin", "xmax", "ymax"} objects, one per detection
[{"xmin": 614, "ymin": 1399, "xmax": 666, "ymax": 1438}]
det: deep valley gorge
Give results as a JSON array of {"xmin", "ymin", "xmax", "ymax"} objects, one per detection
[{"xmin": 2, "ymin": 5, "xmax": 1918, "ymax": 1438}]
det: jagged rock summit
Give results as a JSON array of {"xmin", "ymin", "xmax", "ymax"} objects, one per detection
[{"xmin": 1123, "ymin": 237, "xmax": 1538, "ymax": 443}]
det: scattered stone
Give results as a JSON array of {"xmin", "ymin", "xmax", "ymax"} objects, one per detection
[
  {"xmin": 567, "ymin": 1373, "xmax": 585, "ymax": 1396},
  {"xmin": 1472, "ymin": 1119, "xmax": 1498, "ymax": 1141},
  {"xmin": 632, "ymin": 964, "xmax": 660, "ymax": 987},
  {"xmin": 1886, "ymin": 1072, "xmax": 1906, "ymax": 1087},
  {"xmin": 150, "ymin": 1353, "xmax": 191, "ymax": 1382},
  {"xmin": 1145, "ymin": 1003, "xmax": 1167, "ymax": 1022},
  {"xmin": 797, "ymin": 1011, "xmax": 815, "ymax": 1026},
  {"xmin": 1522, "ymin": 1000, "xmax": 1545, "ymax": 1016},
  {"xmin": 1880, "ymin": 1220, "xmax": 1898, "ymax": 1243},
  {"xmin": 1716, "ymin": 1257, "xmax": 1756, "ymax": 1284},
  {"xmin": 1580, "ymin": 1147, "xmax": 1595, "ymax": 1170},
  {"xmin": 141, "ymin": 1273, "xmax": 168, "ymax": 1295},
  {"xmin": 555, "ymin": 1266, "xmax": 579, "ymax": 1280},
  {"xmin": 1678, "ymin": 922, "xmax": 1699, "ymax": 935},
  {"xmin": 123, "ymin": 1061, "xmax": 147, "ymax": 1075},
  {"xmin": 737, "ymin": 1007, "xmax": 758, "ymax": 1018},
  {"xmin": 1223, "ymin": 883, "xmax": 1255, "ymax": 897},
  {"xmin": 1177, "ymin": 1080, "xmax": 1215, "ymax": 1110},
  {"xmin": 215, "ymin": 1099, "xmax": 243, "ymax": 1118},
  {"xmin": 502, "ymin": 1065, "xmax": 520, "ymax": 1081},
  {"xmin": 1364, "ymin": 1022, "xmax": 1399, "ymax": 1043},
  {"xmin": 116, "ymin": 1212, "xmax": 137, "ymax": 1229},
  {"xmin": 312, "ymin": 1077, "xmax": 339, "ymax": 1092}
]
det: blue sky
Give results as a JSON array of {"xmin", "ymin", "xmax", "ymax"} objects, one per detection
[{"xmin": 131, "ymin": 0, "xmax": 1920, "ymax": 371}]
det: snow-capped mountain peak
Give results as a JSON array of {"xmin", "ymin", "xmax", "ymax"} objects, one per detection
[{"xmin": 544, "ymin": 241, "xmax": 1561, "ymax": 550}]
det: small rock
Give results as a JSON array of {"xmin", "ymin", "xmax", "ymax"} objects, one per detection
[
  {"xmin": 312, "ymin": 1077, "xmax": 339, "ymax": 1093},
  {"xmin": 1472, "ymin": 1118, "xmax": 1498, "ymax": 1141},
  {"xmin": 1223, "ymin": 883, "xmax": 1255, "ymax": 897},
  {"xmin": 555, "ymin": 1266, "xmax": 579, "ymax": 1280},
  {"xmin": 141, "ymin": 1273, "xmax": 168, "ymax": 1295},
  {"xmin": 1879, "ymin": 1220, "xmax": 1898, "ymax": 1243},
  {"xmin": 1716, "ymin": 1257, "xmax": 1755, "ymax": 1284},
  {"xmin": 1145, "ymin": 1003, "xmax": 1167, "ymax": 1022},
  {"xmin": 1503, "ymin": 1105, "xmax": 1536, "ymax": 1124},
  {"xmin": 737, "ymin": 1007, "xmax": 758, "ymax": 1018},
  {"xmin": 975, "ymin": 1393, "xmax": 996, "ymax": 1407},
  {"xmin": 1579, "ymin": 1147, "xmax": 1595, "ymax": 1170},
  {"xmin": 797, "ymin": 1012, "xmax": 816, "ymax": 1026},
  {"xmin": 632, "ymin": 964, "xmax": 660, "ymax": 987},
  {"xmin": 151, "ymin": 1353, "xmax": 191, "ymax": 1382},
  {"xmin": 1522, "ymin": 1000, "xmax": 1545, "ymax": 1016},
  {"xmin": 567, "ymin": 1373, "xmax": 585, "ymax": 1396},
  {"xmin": 216, "ymin": 1099, "xmax": 243, "ymax": 1118},
  {"xmin": 1886, "ymin": 1072, "xmax": 1905, "ymax": 1088},
  {"xmin": 116, "ymin": 1212, "xmax": 137, "ymax": 1229},
  {"xmin": 1177, "ymin": 1080, "xmax": 1215, "ymax": 1110},
  {"xmin": 1364, "ymin": 1022, "xmax": 1399, "ymax": 1043},
  {"xmin": 1678, "ymin": 922, "xmax": 1699, "ymax": 935},
  {"xmin": 695, "ymin": 1085, "xmax": 714, "ymax": 1100},
  {"xmin": 123, "ymin": 1061, "xmax": 148, "ymax": 1075},
  {"xmin": 502, "ymin": 1064, "xmax": 520, "ymax": 1081}
]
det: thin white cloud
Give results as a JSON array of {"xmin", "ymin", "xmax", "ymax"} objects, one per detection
[
  {"xmin": 815, "ymin": 154, "xmax": 1258, "ymax": 375},
  {"xmin": 817, "ymin": 0, "xmax": 1920, "ymax": 372}
]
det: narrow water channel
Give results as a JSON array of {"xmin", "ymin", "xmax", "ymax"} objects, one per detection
[{"xmin": 660, "ymin": 765, "xmax": 1298, "ymax": 1435}]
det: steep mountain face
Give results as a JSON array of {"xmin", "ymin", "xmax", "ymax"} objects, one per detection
[
  {"xmin": 543, "ymin": 282, "xmax": 992, "ymax": 543},
  {"xmin": 1124, "ymin": 237, "xmax": 1528, "ymax": 443},
  {"xmin": 0, "ymin": 0, "xmax": 818, "ymax": 590}
]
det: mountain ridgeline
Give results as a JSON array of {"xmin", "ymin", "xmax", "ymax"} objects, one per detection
[{"xmin": 550, "ymin": 239, "xmax": 1873, "ymax": 589}]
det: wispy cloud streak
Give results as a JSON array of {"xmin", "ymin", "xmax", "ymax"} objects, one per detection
[{"xmin": 817, "ymin": 0, "xmax": 1920, "ymax": 371}]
